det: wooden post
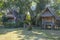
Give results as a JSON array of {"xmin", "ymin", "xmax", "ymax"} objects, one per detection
[{"xmin": 43, "ymin": 25, "xmax": 45, "ymax": 29}]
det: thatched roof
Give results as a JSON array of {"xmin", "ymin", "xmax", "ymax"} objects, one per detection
[
  {"xmin": 40, "ymin": 7, "xmax": 55, "ymax": 17},
  {"xmin": 56, "ymin": 16, "xmax": 60, "ymax": 20}
]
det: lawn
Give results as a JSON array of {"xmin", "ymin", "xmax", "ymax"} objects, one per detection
[{"xmin": 0, "ymin": 27, "xmax": 60, "ymax": 40}]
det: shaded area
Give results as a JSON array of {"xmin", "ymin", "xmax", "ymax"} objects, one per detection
[
  {"xmin": 0, "ymin": 28, "xmax": 60, "ymax": 40},
  {"xmin": 0, "ymin": 28, "xmax": 18, "ymax": 35},
  {"xmin": 18, "ymin": 28, "xmax": 60, "ymax": 40}
]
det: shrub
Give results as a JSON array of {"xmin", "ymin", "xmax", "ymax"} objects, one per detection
[
  {"xmin": 4, "ymin": 22, "xmax": 16, "ymax": 28},
  {"xmin": 28, "ymin": 26, "xmax": 32, "ymax": 31},
  {"xmin": 2, "ymin": 16, "xmax": 8, "ymax": 22},
  {"xmin": 16, "ymin": 20, "xmax": 24, "ymax": 27}
]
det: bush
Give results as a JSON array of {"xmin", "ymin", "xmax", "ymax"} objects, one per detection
[
  {"xmin": 4, "ymin": 22, "xmax": 16, "ymax": 28},
  {"xmin": 15, "ymin": 20, "xmax": 24, "ymax": 27},
  {"xmin": 2, "ymin": 16, "xmax": 8, "ymax": 22},
  {"xmin": 28, "ymin": 26, "xmax": 32, "ymax": 31},
  {"xmin": 3, "ymin": 20, "xmax": 24, "ymax": 28}
]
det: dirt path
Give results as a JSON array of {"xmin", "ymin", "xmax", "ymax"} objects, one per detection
[{"xmin": 0, "ymin": 31, "xmax": 19, "ymax": 40}]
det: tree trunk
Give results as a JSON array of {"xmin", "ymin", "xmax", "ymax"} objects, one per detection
[{"xmin": 28, "ymin": 22, "xmax": 32, "ymax": 31}]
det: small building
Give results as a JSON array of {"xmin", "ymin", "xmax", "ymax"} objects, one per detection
[
  {"xmin": 5, "ymin": 9, "xmax": 17, "ymax": 23},
  {"xmin": 55, "ymin": 16, "xmax": 60, "ymax": 28},
  {"xmin": 40, "ymin": 7, "xmax": 56, "ymax": 29}
]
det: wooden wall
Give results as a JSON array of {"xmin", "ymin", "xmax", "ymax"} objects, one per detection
[{"xmin": 42, "ymin": 17, "xmax": 55, "ymax": 23}]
